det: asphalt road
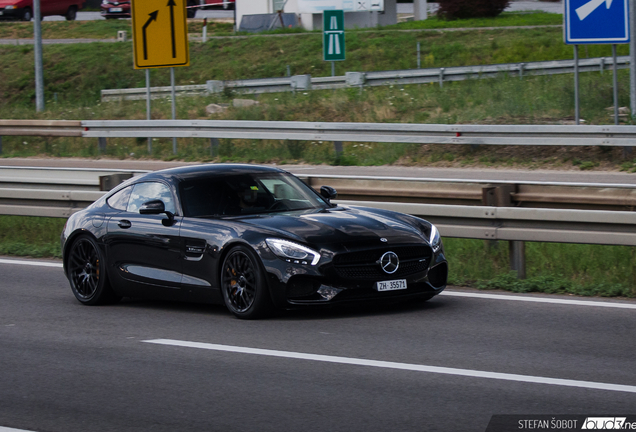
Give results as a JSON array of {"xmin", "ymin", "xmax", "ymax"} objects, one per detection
[{"xmin": 0, "ymin": 257, "xmax": 634, "ymax": 432}]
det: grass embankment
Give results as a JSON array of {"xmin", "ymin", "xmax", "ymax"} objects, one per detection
[
  {"xmin": 0, "ymin": 24, "xmax": 633, "ymax": 167},
  {"xmin": 1, "ymin": 14, "xmax": 635, "ymax": 297}
]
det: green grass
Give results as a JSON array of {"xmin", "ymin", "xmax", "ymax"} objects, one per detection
[
  {"xmin": 0, "ymin": 215, "xmax": 65, "ymax": 257},
  {"xmin": 384, "ymin": 11, "xmax": 563, "ymax": 30},
  {"xmin": 445, "ymin": 238, "xmax": 636, "ymax": 297}
]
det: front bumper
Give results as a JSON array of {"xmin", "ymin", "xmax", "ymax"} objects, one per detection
[
  {"xmin": 0, "ymin": 7, "xmax": 25, "ymax": 20},
  {"xmin": 263, "ymin": 249, "xmax": 448, "ymax": 309}
]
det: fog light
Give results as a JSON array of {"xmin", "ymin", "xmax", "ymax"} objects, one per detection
[{"xmin": 317, "ymin": 285, "xmax": 342, "ymax": 301}]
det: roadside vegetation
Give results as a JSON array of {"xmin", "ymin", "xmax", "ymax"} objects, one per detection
[{"xmin": 1, "ymin": 12, "xmax": 635, "ymax": 298}]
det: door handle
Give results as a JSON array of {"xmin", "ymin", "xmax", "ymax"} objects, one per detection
[{"xmin": 118, "ymin": 219, "xmax": 132, "ymax": 229}]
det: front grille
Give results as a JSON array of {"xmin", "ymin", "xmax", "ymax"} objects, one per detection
[{"xmin": 332, "ymin": 245, "xmax": 432, "ymax": 281}]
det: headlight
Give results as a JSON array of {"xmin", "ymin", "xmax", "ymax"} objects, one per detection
[
  {"xmin": 430, "ymin": 224, "xmax": 441, "ymax": 253},
  {"xmin": 5, "ymin": 5, "xmax": 16, "ymax": 9},
  {"xmin": 266, "ymin": 238, "xmax": 321, "ymax": 265}
]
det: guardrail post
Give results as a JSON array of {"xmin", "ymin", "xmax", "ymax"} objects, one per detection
[
  {"xmin": 417, "ymin": 42, "xmax": 421, "ymax": 69},
  {"xmin": 439, "ymin": 68, "xmax": 444, "ymax": 88},
  {"xmin": 210, "ymin": 138, "xmax": 219, "ymax": 157},
  {"xmin": 98, "ymin": 137, "xmax": 107, "ymax": 153},
  {"xmin": 600, "ymin": 57, "xmax": 605, "ymax": 74},
  {"xmin": 519, "ymin": 63, "xmax": 524, "ymax": 80},
  {"xmin": 0, "ymin": 136, "xmax": 2, "ymax": 154},
  {"xmin": 334, "ymin": 141, "xmax": 343, "ymax": 158},
  {"xmin": 483, "ymin": 184, "xmax": 525, "ymax": 279}
]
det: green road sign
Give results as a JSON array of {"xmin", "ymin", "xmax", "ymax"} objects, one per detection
[{"xmin": 323, "ymin": 10, "xmax": 345, "ymax": 61}]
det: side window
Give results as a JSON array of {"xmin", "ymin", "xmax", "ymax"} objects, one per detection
[
  {"xmin": 127, "ymin": 182, "xmax": 176, "ymax": 214},
  {"xmin": 106, "ymin": 186, "xmax": 132, "ymax": 211}
]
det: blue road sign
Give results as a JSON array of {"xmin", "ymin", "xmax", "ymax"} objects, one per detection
[{"xmin": 564, "ymin": 0, "xmax": 630, "ymax": 44}]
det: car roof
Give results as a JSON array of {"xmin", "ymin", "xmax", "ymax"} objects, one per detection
[{"xmin": 136, "ymin": 163, "xmax": 286, "ymax": 183}]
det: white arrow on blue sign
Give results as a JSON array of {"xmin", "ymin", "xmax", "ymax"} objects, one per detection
[{"xmin": 564, "ymin": 0, "xmax": 630, "ymax": 44}]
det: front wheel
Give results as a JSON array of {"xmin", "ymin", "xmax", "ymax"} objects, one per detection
[
  {"xmin": 220, "ymin": 246, "xmax": 272, "ymax": 319},
  {"xmin": 67, "ymin": 235, "xmax": 120, "ymax": 305},
  {"xmin": 65, "ymin": 5, "xmax": 77, "ymax": 20},
  {"xmin": 22, "ymin": 7, "xmax": 32, "ymax": 21}
]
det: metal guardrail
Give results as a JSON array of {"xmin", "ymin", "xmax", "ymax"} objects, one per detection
[
  {"xmin": 2, "ymin": 166, "xmax": 636, "ymax": 278},
  {"xmin": 99, "ymin": 56, "xmax": 630, "ymax": 100},
  {"xmin": 80, "ymin": 119, "xmax": 636, "ymax": 147},
  {"xmin": 0, "ymin": 120, "xmax": 82, "ymax": 137},
  {"xmin": 3, "ymin": 119, "xmax": 636, "ymax": 149}
]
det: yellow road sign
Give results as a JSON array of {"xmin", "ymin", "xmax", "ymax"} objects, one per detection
[{"xmin": 131, "ymin": 0, "xmax": 190, "ymax": 69}]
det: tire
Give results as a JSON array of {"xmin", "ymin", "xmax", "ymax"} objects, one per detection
[
  {"xmin": 65, "ymin": 6, "xmax": 77, "ymax": 21},
  {"xmin": 220, "ymin": 245, "xmax": 272, "ymax": 319},
  {"xmin": 186, "ymin": 7, "xmax": 196, "ymax": 18},
  {"xmin": 67, "ymin": 235, "xmax": 120, "ymax": 306},
  {"xmin": 22, "ymin": 7, "xmax": 32, "ymax": 21}
]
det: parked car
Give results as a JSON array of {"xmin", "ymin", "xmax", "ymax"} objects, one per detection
[
  {"xmin": 0, "ymin": 0, "xmax": 84, "ymax": 20},
  {"xmin": 61, "ymin": 164, "xmax": 448, "ymax": 319}
]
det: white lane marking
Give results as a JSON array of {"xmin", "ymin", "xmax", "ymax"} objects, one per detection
[
  {"xmin": 143, "ymin": 339, "xmax": 636, "ymax": 394},
  {"xmin": 0, "ymin": 427, "xmax": 38, "ymax": 432},
  {"xmin": 1, "ymin": 258, "xmax": 634, "ymax": 310},
  {"xmin": 440, "ymin": 291, "xmax": 636, "ymax": 309},
  {"xmin": 0, "ymin": 258, "xmax": 62, "ymax": 268}
]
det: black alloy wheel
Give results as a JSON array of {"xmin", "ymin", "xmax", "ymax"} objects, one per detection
[
  {"xmin": 67, "ymin": 235, "xmax": 119, "ymax": 305},
  {"xmin": 221, "ymin": 246, "xmax": 271, "ymax": 319}
]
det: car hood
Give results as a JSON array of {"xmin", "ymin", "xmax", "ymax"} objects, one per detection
[{"xmin": 237, "ymin": 206, "xmax": 428, "ymax": 249}]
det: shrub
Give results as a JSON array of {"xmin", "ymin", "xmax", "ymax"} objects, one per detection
[{"xmin": 437, "ymin": 0, "xmax": 511, "ymax": 20}]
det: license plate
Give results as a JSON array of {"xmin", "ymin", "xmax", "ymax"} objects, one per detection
[
  {"xmin": 376, "ymin": 279, "xmax": 407, "ymax": 292},
  {"xmin": 109, "ymin": 7, "xmax": 123, "ymax": 12}
]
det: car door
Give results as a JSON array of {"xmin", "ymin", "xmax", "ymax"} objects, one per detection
[{"xmin": 105, "ymin": 181, "xmax": 184, "ymax": 300}]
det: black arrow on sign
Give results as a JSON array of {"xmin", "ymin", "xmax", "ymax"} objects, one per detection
[
  {"xmin": 167, "ymin": 0, "xmax": 177, "ymax": 58},
  {"xmin": 142, "ymin": 10, "xmax": 158, "ymax": 60}
]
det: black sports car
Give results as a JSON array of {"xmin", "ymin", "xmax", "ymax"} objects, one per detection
[{"xmin": 61, "ymin": 164, "xmax": 448, "ymax": 319}]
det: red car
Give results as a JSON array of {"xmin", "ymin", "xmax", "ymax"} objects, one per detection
[{"xmin": 0, "ymin": 0, "xmax": 84, "ymax": 20}]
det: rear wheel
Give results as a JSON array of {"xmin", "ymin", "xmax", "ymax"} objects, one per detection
[
  {"xmin": 22, "ymin": 7, "xmax": 32, "ymax": 21},
  {"xmin": 67, "ymin": 235, "xmax": 120, "ymax": 305},
  {"xmin": 65, "ymin": 5, "xmax": 77, "ymax": 20},
  {"xmin": 220, "ymin": 246, "xmax": 271, "ymax": 319}
]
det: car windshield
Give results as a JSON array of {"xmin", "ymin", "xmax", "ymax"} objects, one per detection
[{"xmin": 179, "ymin": 172, "xmax": 330, "ymax": 217}]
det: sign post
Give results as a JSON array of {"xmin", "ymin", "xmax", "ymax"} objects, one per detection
[
  {"xmin": 132, "ymin": 0, "xmax": 190, "ymax": 154},
  {"xmin": 564, "ymin": 0, "xmax": 630, "ymax": 125},
  {"xmin": 323, "ymin": 10, "xmax": 345, "ymax": 76}
]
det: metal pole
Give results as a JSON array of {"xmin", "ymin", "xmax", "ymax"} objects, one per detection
[
  {"xmin": 202, "ymin": 17, "xmax": 207, "ymax": 43},
  {"xmin": 0, "ymin": 136, "xmax": 2, "ymax": 154},
  {"xmin": 146, "ymin": 68, "xmax": 152, "ymax": 154},
  {"xmin": 210, "ymin": 138, "xmax": 219, "ymax": 157},
  {"xmin": 331, "ymin": 61, "xmax": 335, "ymax": 77},
  {"xmin": 417, "ymin": 42, "xmax": 421, "ymax": 69},
  {"xmin": 509, "ymin": 241, "xmax": 526, "ymax": 279},
  {"xmin": 33, "ymin": 0, "xmax": 44, "ymax": 112},
  {"xmin": 439, "ymin": 67, "xmax": 444, "ymax": 88},
  {"xmin": 630, "ymin": 0, "xmax": 636, "ymax": 120},
  {"xmin": 574, "ymin": 45, "xmax": 580, "ymax": 125},
  {"xmin": 613, "ymin": 44, "xmax": 619, "ymax": 125},
  {"xmin": 334, "ymin": 141, "xmax": 343, "ymax": 158},
  {"xmin": 171, "ymin": 67, "xmax": 177, "ymax": 154}
]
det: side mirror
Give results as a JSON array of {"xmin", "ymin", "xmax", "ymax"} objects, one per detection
[
  {"xmin": 320, "ymin": 186, "xmax": 338, "ymax": 201},
  {"xmin": 140, "ymin": 199, "xmax": 175, "ymax": 225}
]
